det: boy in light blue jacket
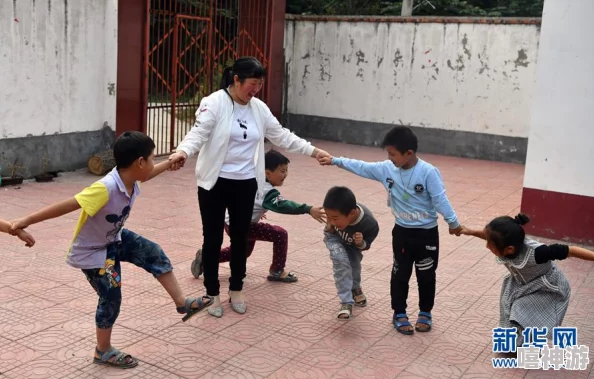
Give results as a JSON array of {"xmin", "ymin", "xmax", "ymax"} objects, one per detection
[{"xmin": 319, "ymin": 126, "xmax": 463, "ymax": 335}]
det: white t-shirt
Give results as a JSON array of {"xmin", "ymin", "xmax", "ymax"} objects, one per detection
[{"xmin": 219, "ymin": 102, "xmax": 260, "ymax": 180}]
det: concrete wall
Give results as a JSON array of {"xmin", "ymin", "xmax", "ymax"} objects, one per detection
[
  {"xmin": 283, "ymin": 16, "xmax": 541, "ymax": 163},
  {"xmin": 0, "ymin": 0, "xmax": 117, "ymax": 177},
  {"xmin": 520, "ymin": 0, "xmax": 594, "ymax": 244}
]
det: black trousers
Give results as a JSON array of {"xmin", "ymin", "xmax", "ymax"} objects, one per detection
[
  {"xmin": 391, "ymin": 224, "xmax": 439, "ymax": 314},
  {"xmin": 198, "ymin": 177, "xmax": 257, "ymax": 296}
]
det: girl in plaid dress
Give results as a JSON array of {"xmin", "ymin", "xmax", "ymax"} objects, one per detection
[{"xmin": 458, "ymin": 213, "xmax": 594, "ymax": 346}]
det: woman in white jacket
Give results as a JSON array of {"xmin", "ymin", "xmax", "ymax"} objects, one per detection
[{"xmin": 169, "ymin": 57, "xmax": 330, "ymax": 317}]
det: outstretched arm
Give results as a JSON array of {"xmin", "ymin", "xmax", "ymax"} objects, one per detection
[
  {"xmin": 175, "ymin": 98, "xmax": 218, "ymax": 158},
  {"xmin": 9, "ymin": 198, "xmax": 81, "ymax": 233},
  {"xmin": 262, "ymin": 189, "xmax": 312, "ymax": 215},
  {"xmin": 320, "ymin": 155, "xmax": 388, "ymax": 183},
  {"xmin": 9, "ymin": 181, "xmax": 108, "ymax": 234},
  {"xmin": 0, "ymin": 219, "xmax": 11, "ymax": 234},
  {"xmin": 169, "ymin": 97, "xmax": 219, "ymax": 170},
  {"xmin": 568, "ymin": 246, "xmax": 594, "ymax": 261},
  {"xmin": 1, "ymin": 219, "xmax": 35, "ymax": 247},
  {"xmin": 263, "ymin": 106, "xmax": 316, "ymax": 157},
  {"xmin": 457, "ymin": 226, "xmax": 487, "ymax": 240},
  {"xmin": 145, "ymin": 159, "xmax": 174, "ymax": 182},
  {"xmin": 262, "ymin": 189, "xmax": 326, "ymax": 223}
]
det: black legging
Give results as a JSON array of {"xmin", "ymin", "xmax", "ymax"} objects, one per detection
[{"xmin": 198, "ymin": 177, "xmax": 258, "ymax": 296}]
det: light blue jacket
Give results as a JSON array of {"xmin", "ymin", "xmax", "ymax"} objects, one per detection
[{"xmin": 332, "ymin": 157, "xmax": 459, "ymax": 229}]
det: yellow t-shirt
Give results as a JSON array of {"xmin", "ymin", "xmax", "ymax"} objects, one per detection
[{"xmin": 67, "ymin": 168, "xmax": 140, "ymax": 269}]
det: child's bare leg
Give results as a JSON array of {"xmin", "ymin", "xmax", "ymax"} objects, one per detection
[
  {"xmin": 96, "ymin": 327, "xmax": 113, "ymax": 353},
  {"xmin": 94, "ymin": 327, "xmax": 137, "ymax": 366},
  {"xmin": 94, "ymin": 328, "xmax": 133, "ymax": 364},
  {"xmin": 157, "ymin": 271, "xmax": 211, "ymax": 308}
]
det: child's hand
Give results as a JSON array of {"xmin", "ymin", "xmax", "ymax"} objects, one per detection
[
  {"xmin": 318, "ymin": 155, "xmax": 333, "ymax": 166},
  {"xmin": 353, "ymin": 232, "xmax": 364, "ymax": 247},
  {"xmin": 449, "ymin": 225, "xmax": 464, "ymax": 236},
  {"xmin": 168, "ymin": 151, "xmax": 188, "ymax": 171},
  {"xmin": 9, "ymin": 218, "xmax": 30, "ymax": 235},
  {"xmin": 309, "ymin": 207, "xmax": 326, "ymax": 223},
  {"xmin": 315, "ymin": 149, "xmax": 331, "ymax": 160},
  {"xmin": 15, "ymin": 229, "xmax": 35, "ymax": 247}
]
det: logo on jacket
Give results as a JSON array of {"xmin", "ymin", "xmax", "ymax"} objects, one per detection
[{"xmin": 414, "ymin": 184, "xmax": 424, "ymax": 194}]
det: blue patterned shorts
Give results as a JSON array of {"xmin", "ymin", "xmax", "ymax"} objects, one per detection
[{"xmin": 82, "ymin": 229, "xmax": 173, "ymax": 329}]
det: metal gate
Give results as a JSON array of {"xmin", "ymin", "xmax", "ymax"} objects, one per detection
[{"xmin": 145, "ymin": 0, "xmax": 276, "ymax": 156}]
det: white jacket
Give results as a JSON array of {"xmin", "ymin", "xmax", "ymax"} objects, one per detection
[{"xmin": 176, "ymin": 89, "xmax": 315, "ymax": 197}]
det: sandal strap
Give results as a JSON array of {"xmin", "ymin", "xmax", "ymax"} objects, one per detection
[
  {"xmin": 269, "ymin": 270, "xmax": 296, "ymax": 278},
  {"xmin": 337, "ymin": 304, "xmax": 352, "ymax": 318},
  {"xmin": 417, "ymin": 312, "xmax": 432, "ymax": 325},
  {"xmin": 115, "ymin": 352, "xmax": 132, "ymax": 364},
  {"xmin": 177, "ymin": 295, "xmax": 211, "ymax": 314},
  {"xmin": 96, "ymin": 347, "xmax": 122, "ymax": 362},
  {"xmin": 352, "ymin": 288, "xmax": 363, "ymax": 296}
]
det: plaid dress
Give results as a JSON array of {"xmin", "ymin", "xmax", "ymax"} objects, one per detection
[{"xmin": 497, "ymin": 238, "xmax": 571, "ymax": 345}]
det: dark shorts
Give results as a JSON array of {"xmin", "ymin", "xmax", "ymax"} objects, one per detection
[{"xmin": 82, "ymin": 229, "xmax": 173, "ymax": 328}]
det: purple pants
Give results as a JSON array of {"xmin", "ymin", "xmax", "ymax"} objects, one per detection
[{"xmin": 222, "ymin": 222, "xmax": 288, "ymax": 272}]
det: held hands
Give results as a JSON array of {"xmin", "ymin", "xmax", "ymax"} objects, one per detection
[
  {"xmin": 449, "ymin": 225, "xmax": 468, "ymax": 236},
  {"xmin": 317, "ymin": 154, "xmax": 333, "ymax": 166},
  {"xmin": 15, "ymin": 229, "xmax": 35, "ymax": 247},
  {"xmin": 309, "ymin": 206, "xmax": 326, "ymax": 223},
  {"xmin": 168, "ymin": 151, "xmax": 188, "ymax": 171},
  {"xmin": 313, "ymin": 149, "xmax": 332, "ymax": 166},
  {"xmin": 8, "ymin": 217, "xmax": 31, "ymax": 235},
  {"xmin": 7, "ymin": 219, "xmax": 35, "ymax": 247},
  {"xmin": 353, "ymin": 232, "xmax": 364, "ymax": 247}
]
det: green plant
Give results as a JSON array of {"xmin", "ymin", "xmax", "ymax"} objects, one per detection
[
  {"xmin": 40, "ymin": 153, "xmax": 50, "ymax": 173},
  {"xmin": 2, "ymin": 158, "xmax": 26, "ymax": 178}
]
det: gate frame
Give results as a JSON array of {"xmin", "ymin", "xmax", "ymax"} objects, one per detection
[
  {"xmin": 170, "ymin": 14, "xmax": 213, "ymax": 152},
  {"xmin": 115, "ymin": 0, "xmax": 149, "ymax": 137},
  {"xmin": 123, "ymin": 0, "xmax": 287, "ymax": 151}
]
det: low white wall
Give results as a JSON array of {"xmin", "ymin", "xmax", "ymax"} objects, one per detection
[
  {"xmin": 283, "ymin": 17, "xmax": 541, "ymax": 162},
  {"xmin": 0, "ymin": 0, "xmax": 117, "ymax": 139}
]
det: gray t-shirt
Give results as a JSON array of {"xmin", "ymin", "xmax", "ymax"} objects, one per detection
[{"xmin": 331, "ymin": 203, "xmax": 379, "ymax": 250}]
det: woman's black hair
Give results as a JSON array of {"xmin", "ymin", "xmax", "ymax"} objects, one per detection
[
  {"xmin": 219, "ymin": 57, "xmax": 267, "ymax": 89},
  {"xmin": 485, "ymin": 213, "xmax": 530, "ymax": 256}
]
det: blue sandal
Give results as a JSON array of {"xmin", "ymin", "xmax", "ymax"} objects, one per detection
[
  {"xmin": 393, "ymin": 313, "xmax": 414, "ymax": 335},
  {"xmin": 93, "ymin": 347, "xmax": 138, "ymax": 369},
  {"xmin": 177, "ymin": 296, "xmax": 212, "ymax": 322},
  {"xmin": 415, "ymin": 311, "xmax": 432, "ymax": 332}
]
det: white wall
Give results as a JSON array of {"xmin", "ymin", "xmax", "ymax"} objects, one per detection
[
  {"xmin": 284, "ymin": 18, "xmax": 540, "ymax": 138},
  {"xmin": 0, "ymin": 0, "xmax": 118, "ymax": 139},
  {"xmin": 523, "ymin": 0, "xmax": 594, "ymax": 197}
]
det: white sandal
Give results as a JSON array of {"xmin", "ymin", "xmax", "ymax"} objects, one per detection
[{"xmin": 336, "ymin": 304, "xmax": 353, "ymax": 320}]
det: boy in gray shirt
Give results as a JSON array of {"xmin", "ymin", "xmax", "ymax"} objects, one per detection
[{"xmin": 323, "ymin": 186, "xmax": 380, "ymax": 320}]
